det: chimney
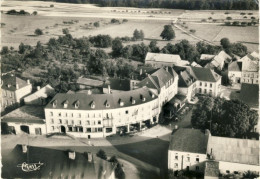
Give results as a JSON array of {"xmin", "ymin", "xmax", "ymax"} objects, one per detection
[
  {"xmin": 22, "ymin": 144, "xmax": 27, "ymax": 153},
  {"xmin": 37, "ymin": 86, "xmax": 41, "ymax": 91},
  {"xmin": 68, "ymin": 151, "xmax": 76, "ymax": 160},
  {"xmin": 27, "ymin": 79, "xmax": 30, "ymax": 84},
  {"xmin": 87, "ymin": 152, "xmax": 92, "ymax": 162},
  {"xmin": 87, "ymin": 89, "xmax": 92, "ymax": 95},
  {"xmin": 16, "ymin": 83, "xmax": 19, "ymax": 90},
  {"xmin": 166, "ymin": 67, "xmax": 168, "ymax": 72},
  {"xmin": 140, "ymin": 68, "xmax": 142, "ymax": 75},
  {"xmin": 205, "ymin": 129, "xmax": 211, "ymax": 136},
  {"xmin": 108, "ymin": 84, "xmax": 111, "ymax": 94}
]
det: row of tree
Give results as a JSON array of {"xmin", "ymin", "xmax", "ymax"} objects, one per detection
[{"xmin": 38, "ymin": 0, "xmax": 259, "ymax": 10}]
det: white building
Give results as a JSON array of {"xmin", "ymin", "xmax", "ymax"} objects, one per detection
[
  {"xmin": 168, "ymin": 128, "xmax": 210, "ymax": 173},
  {"xmin": 189, "ymin": 67, "xmax": 221, "ymax": 97},
  {"xmin": 168, "ymin": 129, "xmax": 259, "ymax": 177},
  {"xmin": 24, "ymin": 84, "xmax": 55, "ymax": 105},
  {"xmin": 44, "ymin": 87, "xmax": 159, "ymax": 138},
  {"xmin": 145, "ymin": 52, "xmax": 189, "ymax": 68},
  {"xmin": 201, "ymin": 51, "xmax": 232, "ymax": 70},
  {"xmin": 1, "ymin": 73, "xmax": 32, "ymax": 113},
  {"xmin": 228, "ymin": 61, "xmax": 242, "ymax": 84},
  {"xmin": 1, "ymin": 105, "xmax": 46, "ymax": 135},
  {"xmin": 137, "ymin": 67, "xmax": 179, "ymax": 110}
]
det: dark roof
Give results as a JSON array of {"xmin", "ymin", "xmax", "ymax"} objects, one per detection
[
  {"xmin": 169, "ymin": 128, "xmax": 209, "ymax": 154},
  {"xmin": 228, "ymin": 61, "xmax": 242, "ymax": 72},
  {"xmin": 2, "ymin": 106, "xmax": 45, "ymax": 124},
  {"xmin": 2, "ymin": 145, "xmax": 115, "ymax": 179},
  {"xmin": 45, "ymin": 87, "xmax": 157, "ymax": 110},
  {"xmin": 204, "ymin": 161, "xmax": 219, "ymax": 177},
  {"xmin": 104, "ymin": 78, "xmax": 131, "ymax": 91},
  {"xmin": 1, "ymin": 74, "xmax": 29, "ymax": 91},
  {"xmin": 178, "ymin": 70, "xmax": 196, "ymax": 87},
  {"xmin": 239, "ymin": 83, "xmax": 259, "ymax": 109},
  {"xmin": 137, "ymin": 67, "xmax": 177, "ymax": 90},
  {"xmin": 169, "ymin": 94, "xmax": 187, "ymax": 104},
  {"xmin": 190, "ymin": 67, "xmax": 220, "ymax": 82},
  {"xmin": 130, "ymin": 66, "xmax": 158, "ymax": 81}
]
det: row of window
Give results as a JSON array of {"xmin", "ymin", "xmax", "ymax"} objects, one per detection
[
  {"xmin": 49, "ymin": 105, "xmax": 155, "ymax": 118},
  {"xmin": 50, "ymin": 119, "xmax": 102, "ymax": 125},
  {"xmin": 242, "ymin": 79, "xmax": 258, "ymax": 83},
  {"xmin": 173, "ymin": 163, "xmax": 199, "ymax": 171},
  {"xmin": 174, "ymin": 154, "xmax": 199, "ymax": 162},
  {"xmin": 198, "ymin": 88, "xmax": 213, "ymax": 94},
  {"xmin": 2, "ymin": 91, "xmax": 14, "ymax": 98},
  {"xmin": 199, "ymin": 82, "xmax": 213, "ymax": 88},
  {"xmin": 243, "ymin": 73, "xmax": 258, "ymax": 78},
  {"xmin": 1, "ymin": 100, "xmax": 14, "ymax": 108}
]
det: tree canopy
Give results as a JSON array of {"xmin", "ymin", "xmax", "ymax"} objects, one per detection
[
  {"xmin": 160, "ymin": 25, "xmax": 175, "ymax": 41},
  {"xmin": 191, "ymin": 96, "xmax": 258, "ymax": 138}
]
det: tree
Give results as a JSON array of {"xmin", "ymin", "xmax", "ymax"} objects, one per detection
[
  {"xmin": 149, "ymin": 40, "xmax": 160, "ymax": 53},
  {"xmin": 115, "ymin": 163, "xmax": 125, "ymax": 179},
  {"xmin": 230, "ymin": 43, "xmax": 247, "ymax": 57},
  {"xmin": 34, "ymin": 28, "xmax": 43, "ymax": 36},
  {"xmin": 62, "ymin": 28, "xmax": 70, "ymax": 35},
  {"xmin": 133, "ymin": 29, "xmax": 140, "ymax": 40},
  {"xmin": 109, "ymin": 156, "xmax": 118, "ymax": 163},
  {"xmin": 122, "ymin": 45, "xmax": 133, "ymax": 59},
  {"xmin": 220, "ymin": 38, "xmax": 231, "ymax": 49},
  {"xmin": 160, "ymin": 25, "xmax": 175, "ymax": 40},
  {"xmin": 94, "ymin": 21, "xmax": 100, "ymax": 27},
  {"xmin": 1, "ymin": 46, "xmax": 9, "ymax": 55},
  {"xmin": 112, "ymin": 38, "xmax": 123, "ymax": 57},
  {"xmin": 32, "ymin": 11, "xmax": 37, "ymax": 15},
  {"xmin": 96, "ymin": 149, "xmax": 107, "ymax": 160},
  {"xmin": 226, "ymin": 17, "xmax": 232, "ymax": 20},
  {"xmin": 140, "ymin": 30, "xmax": 144, "ymax": 40},
  {"xmin": 191, "ymin": 97, "xmax": 258, "ymax": 138}
]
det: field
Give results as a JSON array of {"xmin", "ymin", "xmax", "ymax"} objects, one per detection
[{"xmin": 1, "ymin": 0, "xmax": 259, "ymax": 51}]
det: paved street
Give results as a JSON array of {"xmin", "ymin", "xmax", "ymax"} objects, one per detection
[{"xmin": 1, "ymin": 109, "xmax": 193, "ymax": 179}]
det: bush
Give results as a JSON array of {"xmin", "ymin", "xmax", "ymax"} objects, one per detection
[
  {"xmin": 225, "ymin": 22, "xmax": 231, "ymax": 26},
  {"xmin": 251, "ymin": 16, "xmax": 256, "ymax": 20},
  {"xmin": 111, "ymin": 18, "xmax": 119, "ymax": 23},
  {"xmin": 201, "ymin": 19, "xmax": 207, "ymax": 22},
  {"xmin": 122, "ymin": 19, "xmax": 128, "ymax": 23},
  {"xmin": 1, "ymin": 46, "xmax": 9, "ymax": 55},
  {"xmin": 96, "ymin": 149, "xmax": 107, "ymax": 160},
  {"xmin": 244, "ymin": 16, "xmax": 247, "ymax": 18},
  {"xmin": 34, "ymin": 28, "xmax": 43, "ymax": 35},
  {"xmin": 62, "ymin": 28, "xmax": 69, "ymax": 35},
  {"xmin": 241, "ymin": 22, "xmax": 247, "ymax": 26},
  {"xmin": 248, "ymin": 13, "xmax": 253, "ymax": 15},
  {"xmin": 226, "ymin": 17, "xmax": 232, "ymax": 20},
  {"xmin": 240, "ymin": 12, "xmax": 246, "ymax": 15},
  {"xmin": 32, "ymin": 11, "xmax": 37, "ymax": 15},
  {"xmin": 93, "ymin": 21, "xmax": 100, "ymax": 27},
  {"xmin": 190, "ymin": 29, "xmax": 196, "ymax": 33},
  {"xmin": 212, "ymin": 19, "xmax": 217, "ymax": 22},
  {"xmin": 224, "ymin": 12, "xmax": 230, "ymax": 14},
  {"xmin": 208, "ymin": 17, "xmax": 212, "ymax": 20},
  {"xmin": 232, "ymin": 21, "xmax": 240, "ymax": 26},
  {"xmin": 50, "ymin": 4, "xmax": 54, "ymax": 7}
]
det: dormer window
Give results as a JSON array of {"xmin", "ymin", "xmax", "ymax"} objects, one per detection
[
  {"xmin": 140, "ymin": 95, "xmax": 146, "ymax": 102},
  {"xmin": 63, "ymin": 100, "xmax": 69, "ymax": 108},
  {"xmin": 119, "ymin": 99, "xmax": 124, "ymax": 106},
  {"xmin": 105, "ymin": 100, "xmax": 110, "ymax": 108},
  {"xmin": 74, "ymin": 100, "xmax": 80, "ymax": 109},
  {"xmin": 91, "ymin": 101, "xmax": 95, "ymax": 109},
  {"xmin": 149, "ymin": 91, "xmax": 155, "ymax": 98},
  {"xmin": 52, "ymin": 100, "xmax": 57, "ymax": 108},
  {"xmin": 131, "ymin": 97, "xmax": 135, "ymax": 104}
]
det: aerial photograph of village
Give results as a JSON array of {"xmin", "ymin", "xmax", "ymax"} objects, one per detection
[{"xmin": 0, "ymin": 0, "xmax": 259, "ymax": 178}]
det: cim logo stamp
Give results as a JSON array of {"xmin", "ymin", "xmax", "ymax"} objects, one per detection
[{"xmin": 17, "ymin": 162, "xmax": 44, "ymax": 172}]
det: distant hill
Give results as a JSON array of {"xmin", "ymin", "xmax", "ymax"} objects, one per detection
[{"xmin": 39, "ymin": 0, "xmax": 259, "ymax": 10}]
